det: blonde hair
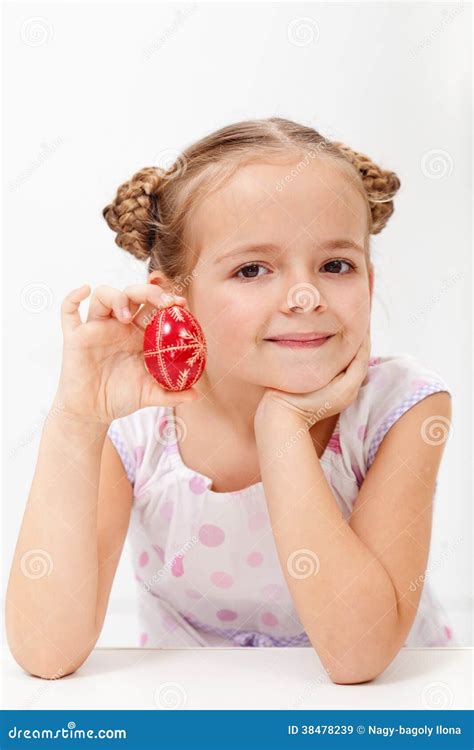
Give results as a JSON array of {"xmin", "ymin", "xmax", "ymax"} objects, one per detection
[{"xmin": 102, "ymin": 117, "xmax": 401, "ymax": 290}]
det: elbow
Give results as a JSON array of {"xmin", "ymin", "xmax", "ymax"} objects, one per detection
[
  {"xmin": 329, "ymin": 669, "xmax": 382, "ymax": 685},
  {"xmin": 6, "ymin": 609, "xmax": 99, "ymax": 680},
  {"xmin": 6, "ymin": 626, "xmax": 95, "ymax": 681},
  {"xmin": 326, "ymin": 654, "xmax": 395, "ymax": 684},
  {"xmin": 317, "ymin": 620, "xmax": 402, "ymax": 685},
  {"xmin": 321, "ymin": 652, "xmax": 391, "ymax": 685},
  {"xmin": 9, "ymin": 647, "xmax": 83, "ymax": 680},
  {"xmin": 22, "ymin": 662, "xmax": 79, "ymax": 681}
]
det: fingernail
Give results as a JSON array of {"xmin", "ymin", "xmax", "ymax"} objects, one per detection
[{"xmin": 120, "ymin": 306, "xmax": 132, "ymax": 319}]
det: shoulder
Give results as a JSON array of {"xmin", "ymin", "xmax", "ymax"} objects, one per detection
[
  {"xmin": 342, "ymin": 352, "xmax": 452, "ymax": 473},
  {"xmin": 107, "ymin": 406, "xmax": 169, "ymax": 486}
]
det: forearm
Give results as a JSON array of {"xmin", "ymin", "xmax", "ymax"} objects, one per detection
[
  {"xmin": 5, "ymin": 407, "xmax": 108, "ymax": 676},
  {"xmin": 254, "ymin": 402, "xmax": 401, "ymax": 683}
]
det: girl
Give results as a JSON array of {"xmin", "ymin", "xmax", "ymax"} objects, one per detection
[{"xmin": 6, "ymin": 117, "xmax": 455, "ymax": 685}]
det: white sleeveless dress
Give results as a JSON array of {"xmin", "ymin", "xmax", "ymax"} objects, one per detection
[{"xmin": 107, "ymin": 353, "xmax": 456, "ymax": 648}]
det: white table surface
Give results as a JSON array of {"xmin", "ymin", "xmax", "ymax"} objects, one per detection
[{"xmin": 2, "ymin": 647, "xmax": 472, "ymax": 711}]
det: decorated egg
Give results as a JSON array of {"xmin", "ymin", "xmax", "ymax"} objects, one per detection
[{"xmin": 143, "ymin": 304, "xmax": 207, "ymax": 391}]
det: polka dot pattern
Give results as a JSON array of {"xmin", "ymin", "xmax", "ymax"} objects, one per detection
[
  {"xmin": 217, "ymin": 609, "xmax": 238, "ymax": 622},
  {"xmin": 106, "ymin": 360, "xmax": 454, "ymax": 649},
  {"xmin": 189, "ymin": 474, "xmax": 207, "ymax": 494},
  {"xmin": 247, "ymin": 551, "xmax": 263, "ymax": 567},
  {"xmin": 160, "ymin": 501, "xmax": 174, "ymax": 523},
  {"xmin": 210, "ymin": 571, "xmax": 234, "ymax": 588},
  {"xmin": 261, "ymin": 612, "xmax": 279, "ymax": 627},
  {"xmin": 198, "ymin": 523, "xmax": 225, "ymax": 547},
  {"xmin": 138, "ymin": 550, "xmax": 149, "ymax": 567},
  {"xmin": 171, "ymin": 554, "xmax": 184, "ymax": 577},
  {"xmin": 327, "ymin": 433, "xmax": 342, "ymax": 454},
  {"xmin": 162, "ymin": 613, "xmax": 178, "ymax": 632}
]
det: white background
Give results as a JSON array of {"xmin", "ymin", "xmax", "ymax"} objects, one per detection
[{"xmin": 2, "ymin": 1, "xmax": 472, "ymax": 648}]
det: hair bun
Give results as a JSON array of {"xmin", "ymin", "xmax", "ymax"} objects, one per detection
[
  {"xmin": 332, "ymin": 142, "xmax": 401, "ymax": 234},
  {"xmin": 102, "ymin": 166, "xmax": 166, "ymax": 260}
]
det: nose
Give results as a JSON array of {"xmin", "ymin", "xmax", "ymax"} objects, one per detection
[{"xmin": 282, "ymin": 280, "xmax": 327, "ymax": 314}]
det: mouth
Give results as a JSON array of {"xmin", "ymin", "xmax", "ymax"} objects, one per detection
[{"xmin": 264, "ymin": 335, "xmax": 334, "ymax": 349}]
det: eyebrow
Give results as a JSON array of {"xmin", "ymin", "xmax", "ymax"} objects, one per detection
[{"xmin": 213, "ymin": 238, "xmax": 366, "ymax": 264}]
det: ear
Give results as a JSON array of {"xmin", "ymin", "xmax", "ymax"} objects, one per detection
[
  {"xmin": 148, "ymin": 270, "xmax": 175, "ymax": 294},
  {"xmin": 368, "ymin": 263, "xmax": 374, "ymax": 309}
]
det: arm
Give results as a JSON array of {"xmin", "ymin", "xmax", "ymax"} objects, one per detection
[
  {"xmin": 5, "ymin": 410, "xmax": 133, "ymax": 679},
  {"xmin": 254, "ymin": 390, "xmax": 452, "ymax": 684}
]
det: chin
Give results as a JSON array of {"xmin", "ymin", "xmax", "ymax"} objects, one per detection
[{"xmin": 263, "ymin": 372, "xmax": 334, "ymax": 394}]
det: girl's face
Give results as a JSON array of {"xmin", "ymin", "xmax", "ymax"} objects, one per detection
[{"xmin": 163, "ymin": 157, "xmax": 373, "ymax": 394}]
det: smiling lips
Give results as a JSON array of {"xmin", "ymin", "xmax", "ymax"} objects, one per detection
[{"xmin": 264, "ymin": 332, "xmax": 335, "ymax": 348}]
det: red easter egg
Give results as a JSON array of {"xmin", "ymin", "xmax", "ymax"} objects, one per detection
[{"xmin": 143, "ymin": 304, "xmax": 207, "ymax": 391}]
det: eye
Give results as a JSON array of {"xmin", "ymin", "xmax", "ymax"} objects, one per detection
[
  {"xmin": 233, "ymin": 263, "xmax": 270, "ymax": 280},
  {"xmin": 321, "ymin": 259, "xmax": 355, "ymax": 274}
]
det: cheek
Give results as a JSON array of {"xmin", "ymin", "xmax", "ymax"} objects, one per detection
[
  {"xmin": 336, "ymin": 288, "xmax": 371, "ymax": 330},
  {"xmin": 197, "ymin": 293, "xmax": 262, "ymax": 352}
]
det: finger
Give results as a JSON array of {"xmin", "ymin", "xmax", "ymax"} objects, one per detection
[
  {"xmin": 86, "ymin": 284, "xmax": 132, "ymax": 323},
  {"xmin": 60, "ymin": 284, "xmax": 91, "ymax": 334},
  {"xmin": 130, "ymin": 292, "xmax": 188, "ymax": 331},
  {"xmin": 86, "ymin": 284, "xmax": 186, "ymax": 326}
]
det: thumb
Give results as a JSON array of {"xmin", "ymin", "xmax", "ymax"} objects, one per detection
[{"xmin": 143, "ymin": 382, "xmax": 199, "ymax": 408}]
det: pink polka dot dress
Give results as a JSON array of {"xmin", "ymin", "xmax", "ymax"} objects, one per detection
[{"xmin": 107, "ymin": 353, "xmax": 457, "ymax": 649}]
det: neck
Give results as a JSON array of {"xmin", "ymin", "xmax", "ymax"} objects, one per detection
[
  {"xmin": 191, "ymin": 371, "xmax": 266, "ymax": 441},
  {"xmin": 186, "ymin": 371, "xmax": 339, "ymax": 453}
]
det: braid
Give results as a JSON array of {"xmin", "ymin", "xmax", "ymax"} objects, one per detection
[
  {"xmin": 332, "ymin": 141, "xmax": 401, "ymax": 234},
  {"xmin": 102, "ymin": 166, "xmax": 167, "ymax": 260}
]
